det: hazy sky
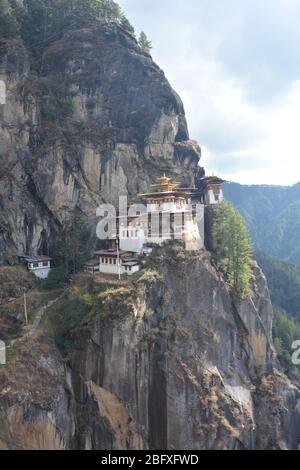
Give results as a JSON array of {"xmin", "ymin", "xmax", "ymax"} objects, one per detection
[{"xmin": 118, "ymin": 0, "xmax": 300, "ymax": 185}]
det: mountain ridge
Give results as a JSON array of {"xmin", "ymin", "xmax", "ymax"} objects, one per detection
[{"xmin": 224, "ymin": 181, "xmax": 300, "ymax": 266}]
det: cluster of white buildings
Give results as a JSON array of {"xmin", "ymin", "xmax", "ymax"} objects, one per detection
[
  {"xmin": 84, "ymin": 250, "xmax": 140, "ymax": 276},
  {"xmin": 85, "ymin": 174, "xmax": 224, "ymax": 277},
  {"xmin": 20, "ymin": 175, "xmax": 224, "ymax": 279}
]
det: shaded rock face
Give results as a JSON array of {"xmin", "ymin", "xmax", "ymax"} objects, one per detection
[
  {"xmin": 0, "ymin": 24, "xmax": 203, "ymax": 263},
  {"xmin": 69, "ymin": 250, "xmax": 300, "ymax": 450}
]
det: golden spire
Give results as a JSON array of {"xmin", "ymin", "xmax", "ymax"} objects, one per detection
[
  {"xmin": 138, "ymin": 175, "xmax": 181, "ymax": 198},
  {"xmin": 150, "ymin": 175, "xmax": 180, "ymax": 193}
]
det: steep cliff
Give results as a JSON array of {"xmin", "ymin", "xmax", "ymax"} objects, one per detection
[
  {"xmin": 69, "ymin": 247, "xmax": 300, "ymax": 450},
  {"xmin": 1, "ymin": 245, "xmax": 299, "ymax": 450},
  {"xmin": 0, "ymin": 20, "xmax": 203, "ymax": 264},
  {"xmin": 1, "ymin": 8, "xmax": 300, "ymax": 451}
]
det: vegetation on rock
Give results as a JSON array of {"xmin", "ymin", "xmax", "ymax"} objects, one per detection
[
  {"xmin": 0, "ymin": 0, "xmax": 136, "ymax": 48},
  {"xmin": 138, "ymin": 31, "xmax": 152, "ymax": 52},
  {"xmin": 42, "ymin": 267, "xmax": 67, "ymax": 290},
  {"xmin": 273, "ymin": 308, "xmax": 300, "ymax": 371},
  {"xmin": 0, "ymin": 0, "xmax": 19, "ymax": 38},
  {"xmin": 120, "ymin": 14, "xmax": 135, "ymax": 35},
  {"xmin": 50, "ymin": 208, "xmax": 90, "ymax": 276},
  {"xmin": 43, "ymin": 275, "xmax": 112, "ymax": 354},
  {"xmin": 212, "ymin": 200, "xmax": 253, "ymax": 298}
]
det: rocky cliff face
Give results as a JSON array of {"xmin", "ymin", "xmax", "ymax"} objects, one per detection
[
  {"xmin": 1, "ymin": 17, "xmax": 300, "ymax": 451},
  {"xmin": 1, "ymin": 246, "xmax": 299, "ymax": 450},
  {"xmin": 69, "ymin": 247, "xmax": 300, "ymax": 450},
  {"xmin": 0, "ymin": 22, "xmax": 203, "ymax": 263}
]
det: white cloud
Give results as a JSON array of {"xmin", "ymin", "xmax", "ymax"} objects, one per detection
[{"xmin": 119, "ymin": 0, "xmax": 300, "ymax": 185}]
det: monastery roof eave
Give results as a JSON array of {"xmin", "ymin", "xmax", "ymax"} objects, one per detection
[
  {"xmin": 138, "ymin": 190, "xmax": 202, "ymax": 198},
  {"xmin": 84, "ymin": 259, "xmax": 100, "ymax": 267},
  {"xmin": 20, "ymin": 255, "xmax": 52, "ymax": 262},
  {"xmin": 200, "ymin": 176, "xmax": 226, "ymax": 184}
]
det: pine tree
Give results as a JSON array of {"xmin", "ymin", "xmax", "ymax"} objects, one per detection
[
  {"xmin": 212, "ymin": 200, "xmax": 253, "ymax": 298},
  {"xmin": 138, "ymin": 31, "xmax": 152, "ymax": 53},
  {"xmin": 51, "ymin": 207, "xmax": 90, "ymax": 275},
  {"xmin": 93, "ymin": 0, "xmax": 122, "ymax": 22}
]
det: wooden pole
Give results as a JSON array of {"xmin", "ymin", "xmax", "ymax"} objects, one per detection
[
  {"xmin": 116, "ymin": 237, "xmax": 121, "ymax": 281},
  {"xmin": 23, "ymin": 293, "xmax": 28, "ymax": 326}
]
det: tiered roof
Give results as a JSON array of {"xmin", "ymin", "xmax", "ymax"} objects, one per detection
[{"xmin": 139, "ymin": 175, "xmax": 197, "ymax": 199}]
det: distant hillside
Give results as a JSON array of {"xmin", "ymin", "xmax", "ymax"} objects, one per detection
[
  {"xmin": 255, "ymin": 252, "xmax": 300, "ymax": 371},
  {"xmin": 224, "ymin": 182, "xmax": 300, "ymax": 266},
  {"xmin": 256, "ymin": 252, "xmax": 300, "ymax": 323}
]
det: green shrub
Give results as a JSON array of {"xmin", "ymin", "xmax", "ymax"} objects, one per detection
[
  {"xmin": 273, "ymin": 308, "xmax": 300, "ymax": 370},
  {"xmin": 42, "ymin": 267, "xmax": 66, "ymax": 290},
  {"xmin": 137, "ymin": 270, "xmax": 162, "ymax": 284}
]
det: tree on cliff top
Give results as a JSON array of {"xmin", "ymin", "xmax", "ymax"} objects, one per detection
[
  {"xmin": 212, "ymin": 200, "xmax": 253, "ymax": 298},
  {"xmin": 97, "ymin": 0, "xmax": 122, "ymax": 21},
  {"xmin": 19, "ymin": 0, "xmax": 134, "ymax": 51},
  {"xmin": 138, "ymin": 31, "xmax": 152, "ymax": 53}
]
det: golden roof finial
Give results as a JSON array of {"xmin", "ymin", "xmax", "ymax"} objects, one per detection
[
  {"xmin": 150, "ymin": 175, "xmax": 180, "ymax": 192},
  {"xmin": 138, "ymin": 174, "xmax": 181, "ymax": 197}
]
